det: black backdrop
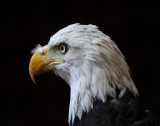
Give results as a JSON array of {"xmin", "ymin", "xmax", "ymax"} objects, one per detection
[{"xmin": 2, "ymin": 0, "xmax": 160, "ymax": 126}]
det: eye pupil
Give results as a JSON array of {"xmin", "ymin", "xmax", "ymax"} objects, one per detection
[{"xmin": 60, "ymin": 45, "xmax": 65, "ymax": 52}]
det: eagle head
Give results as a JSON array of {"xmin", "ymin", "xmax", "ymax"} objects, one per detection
[{"xmin": 29, "ymin": 23, "xmax": 138, "ymax": 124}]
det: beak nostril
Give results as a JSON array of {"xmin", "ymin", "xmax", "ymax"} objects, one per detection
[{"xmin": 41, "ymin": 51, "xmax": 45, "ymax": 55}]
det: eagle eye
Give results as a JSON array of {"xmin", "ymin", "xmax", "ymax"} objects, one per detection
[{"xmin": 58, "ymin": 43, "xmax": 68, "ymax": 54}]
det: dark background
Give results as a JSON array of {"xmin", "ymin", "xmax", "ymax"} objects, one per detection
[{"xmin": 1, "ymin": 0, "xmax": 160, "ymax": 126}]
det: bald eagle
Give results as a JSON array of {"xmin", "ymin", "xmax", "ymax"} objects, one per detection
[{"xmin": 29, "ymin": 23, "xmax": 160, "ymax": 126}]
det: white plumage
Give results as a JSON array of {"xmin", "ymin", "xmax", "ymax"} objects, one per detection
[{"xmin": 36, "ymin": 23, "xmax": 138, "ymax": 124}]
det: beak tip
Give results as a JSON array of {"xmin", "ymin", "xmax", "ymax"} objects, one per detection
[
  {"xmin": 33, "ymin": 81, "xmax": 36, "ymax": 84},
  {"xmin": 31, "ymin": 75, "xmax": 36, "ymax": 84},
  {"xmin": 29, "ymin": 69, "xmax": 36, "ymax": 84},
  {"xmin": 32, "ymin": 77, "xmax": 36, "ymax": 84}
]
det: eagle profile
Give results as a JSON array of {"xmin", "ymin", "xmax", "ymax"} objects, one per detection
[{"xmin": 29, "ymin": 23, "xmax": 160, "ymax": 126}]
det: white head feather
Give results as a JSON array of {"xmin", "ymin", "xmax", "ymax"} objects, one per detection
[{"xmin": 46, "ymin": 23, "xmax": 138, "ymax": 125}]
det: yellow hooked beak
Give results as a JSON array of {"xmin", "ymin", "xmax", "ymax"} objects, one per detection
[{"xmin": 29, "ymin": 45, "xmax": 64, "ymax": 83}]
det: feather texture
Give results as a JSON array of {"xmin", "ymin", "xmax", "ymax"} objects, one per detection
[
  {"xmin": 72, "ymin": 91, "xmax": 160, "ymax": 126},
  {"xmin": 46, "ymin": 23, "xmax": 139, "ymax": 124}
]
